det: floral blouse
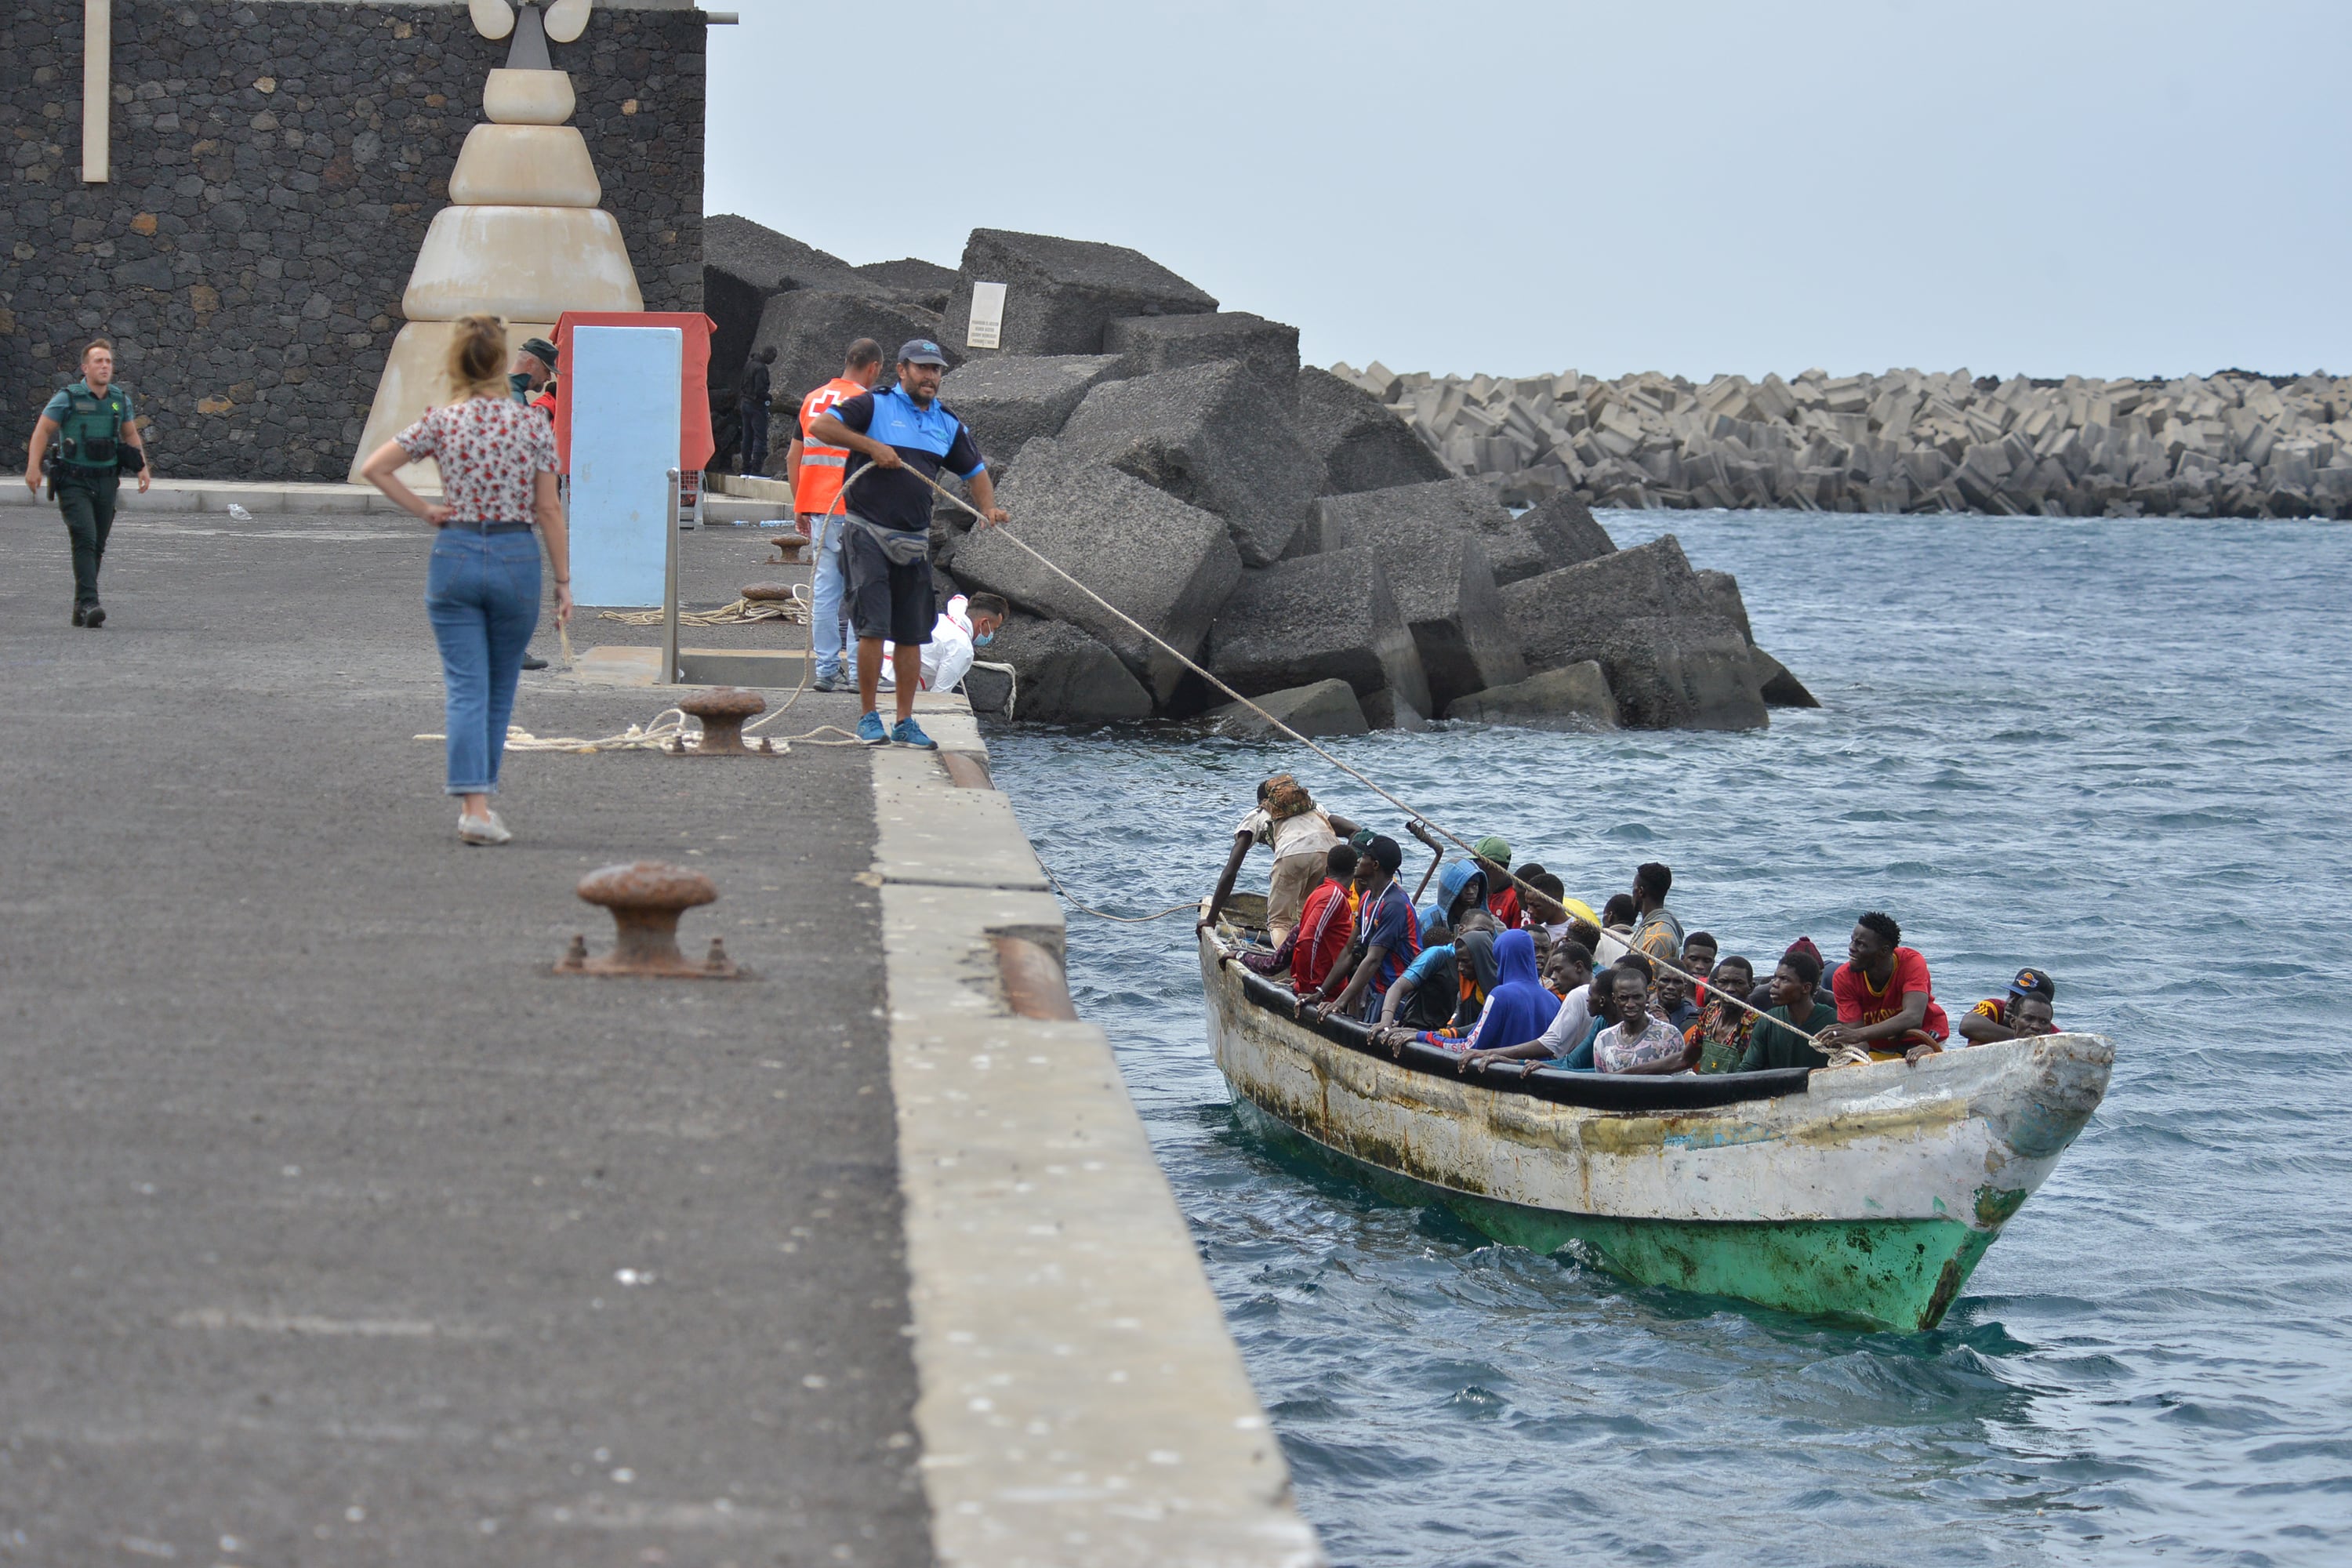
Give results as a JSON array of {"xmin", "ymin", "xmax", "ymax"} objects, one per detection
[{"xmin": 395, "ymin": 396, "xmax": 557, "ymax": 524}]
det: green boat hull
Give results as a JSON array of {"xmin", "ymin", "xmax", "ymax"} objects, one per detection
[{"xmin": 1237, "ymin": 1099, "xmax": 2001, "ymax": 1330}]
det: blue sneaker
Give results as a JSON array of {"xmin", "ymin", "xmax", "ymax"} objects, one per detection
[
  {"xmin": 891, "ymin": 717, "xmax": 938, "ymax": 750},
  {"xmin": 857, "ymin": 710, "xmax": 890, "ymax": 746}
]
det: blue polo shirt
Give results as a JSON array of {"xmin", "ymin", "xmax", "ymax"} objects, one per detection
[{"xmin": 829, "ymin": 383, "xmax": 984, "ymax": 533}]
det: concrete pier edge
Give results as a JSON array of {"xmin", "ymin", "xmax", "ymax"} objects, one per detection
[{"xmin": 873, "ymin": 697, "xmax": 1320, "ymax": 1567}]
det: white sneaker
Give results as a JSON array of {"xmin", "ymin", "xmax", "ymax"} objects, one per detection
[{"xmin": 458, "ymin": 810, "xmax": 512, "ymax": 845}]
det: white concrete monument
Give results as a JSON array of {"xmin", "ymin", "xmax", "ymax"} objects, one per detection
[{"xmin": 349, "ymin": 0, "xmax": 643, "ymax": 484}]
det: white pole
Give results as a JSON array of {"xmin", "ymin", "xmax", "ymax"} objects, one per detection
[
  {"xmin": 662, "ymin": 466, "xmax": 681, "ymax": 684},
  {"xmin": 82, "ymin": 0, "xmax": 110, "ymax": 183}
]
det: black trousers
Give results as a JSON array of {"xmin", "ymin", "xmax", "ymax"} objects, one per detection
[
  {"xmin": 56, "ymin": 470, "xmax": 119, "ymax": 608},
  {"xmin": 739, "ymin": 401, "xmax": 770, "ymax": 475}
]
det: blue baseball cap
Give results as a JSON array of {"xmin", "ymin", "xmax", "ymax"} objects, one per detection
[
  {"xmin": 2007, "ymin": 967, "xmax": 2056, "ymax": 1001},
  {"xmin": 898, "ymin": 338, "xmax": 949, "ymax": 366}
]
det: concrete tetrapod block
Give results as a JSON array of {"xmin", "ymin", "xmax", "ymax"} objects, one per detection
[
  {"xmin": 701, "ymin": 214, "xmax": 866, "ymax": 394},
  {"xmin": 1206, "ymin": 677, "xmax": 1369, "ymax": 739},
  {"xmin": 1501, "ymin": 532, "xmax": 1707, "ymax": 652},
  {"xmin": 1517, "ymin": 491, "xmax": 1617, "ymax": 570},
  {"xmin": 1443, "ymin": 662, "xmax": 1619, "ymax": 730},
  {"xmin": 1752, "ymin": 646, "xmax": 1822, "ymax": 708},
  {"xmin": 1104, "ymin": 311, "xmax": 1301, "ymax": 399},
  {"xmin": 1057, "ymin": 361, "xmax": 1319, "ymax": 566},
  {"xmin": 936, "ymin": 354, "xmax": 1127, "ymax": 467},
  {"xmin": 1500, "ymin": 535, "xmax": 1767, "ymax": 729},
  {"xmin": 1206, "ymin": 549, "xmax": 1434, "ymax": 720},
  {"xmin": 1695, "ymin": 568, "xmax": 1755, "ymax": 645},
  {"xmin": 1303, "ymin": 500, "xmax": 1525, "ymax": 710},
  {"xmin": 1357, "ymin": 687, "xmax": 1430, "ymax": 732},
  {"xmin": 1290, "ymin": 475, "xmax": 1552, "ymax": 586},
  {"xmin": 943, "ymin": 228, "xmax": 1218, "ymax": 358},
  {"xmin": 855, "ymin": 256, "xmax": 960, "ymax": 310},
  {"xmin": 1584, "ymin": 616, "xmax": 1769, "ymax": 731},
  {"xmin": 960, "ymin": 612, "xmax": 1155, "ymax": 724},
  {"xmin": 1294, "ymin": 367, "xmax": 1454, "ymax": 496},
  {"xmin": 753, "ymin": 289, "xmax": 953, "ymax": 412},
  {"xmin": 950, "ymin": 439, "xmax": 1243, "ymax": 707}
]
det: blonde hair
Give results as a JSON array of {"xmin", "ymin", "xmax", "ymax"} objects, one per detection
[{"xmin": 445, "ymin": 314, "xmax": 510, "ymax": 401}]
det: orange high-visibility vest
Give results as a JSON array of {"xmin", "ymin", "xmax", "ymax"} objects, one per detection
[{"xmin": 794, "ymin": 376, "xmax": 866, "ymax": 518}]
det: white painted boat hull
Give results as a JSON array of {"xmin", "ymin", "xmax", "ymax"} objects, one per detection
[{"xmin": 1200, "ymin": 930, "xmax": 2111, "ymax": 1330}]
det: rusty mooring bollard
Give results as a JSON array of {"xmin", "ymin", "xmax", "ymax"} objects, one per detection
[
  {"xmin": 740, "ymin": 582, "xmax": 796, "ymax": 603},
  {"xmin": 676, "ymin": 687, "xmax": 768, "ymax": 756},
  {"xmin": 554, "ymin": 861, "xmax": 750, "ymax": 979}
]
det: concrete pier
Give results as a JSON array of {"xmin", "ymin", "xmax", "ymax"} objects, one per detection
[{"xmin": 0, "ymin": 504, "xmax": 1315, "ymax": 1565}]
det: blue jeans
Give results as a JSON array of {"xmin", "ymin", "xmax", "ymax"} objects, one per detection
[
  {"xmin": 805, "ymin": 513, "xmax": 848, "ymax": 678},
  {"xmin": 426, "ymin": 528, "xmax": 541, "ymax": 796}
]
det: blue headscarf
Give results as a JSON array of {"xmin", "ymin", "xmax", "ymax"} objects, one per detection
[{"xmin": 1465, "ymin": 930, "xmax": 1558, "ymax": 1053}]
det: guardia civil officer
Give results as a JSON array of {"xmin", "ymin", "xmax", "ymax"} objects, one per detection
[{"xmin": 23, "ymin": 338, "xmax": 151, "ymax": 627}]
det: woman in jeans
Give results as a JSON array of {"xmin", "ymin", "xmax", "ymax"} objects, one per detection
[{"xmin": 360, "ymin": 314, "xmax": 573, "ymax": 844}]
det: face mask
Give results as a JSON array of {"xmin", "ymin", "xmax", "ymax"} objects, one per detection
[{"xmin": 973, "ymin": 630, "xmax": 994, "ymax": 646}]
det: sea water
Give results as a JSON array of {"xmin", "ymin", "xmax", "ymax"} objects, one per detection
[{"xmin": 985, "ymin": 510, "xmax": 2352, "ymax": 1566}]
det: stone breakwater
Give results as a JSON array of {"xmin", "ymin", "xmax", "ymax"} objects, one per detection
[
  {"xmin": 710, "ymin": 220, "xmax": 1817, "ymax": 735},
  {"xmin": 1332, "ymin": 361, "xmax": 2352, "ymax": 521}
]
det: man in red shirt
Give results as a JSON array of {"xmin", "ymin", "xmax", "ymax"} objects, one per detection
[
  {"xmin": 1289, "ymin": 844, "xmax": 1360, "ymax": 998},
  {"xmin": 1820, "ymin": 910, "xmax": 1951, "ymax": 1064}
]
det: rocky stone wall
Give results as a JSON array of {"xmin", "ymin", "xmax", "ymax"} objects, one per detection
[
  {"xmin": 2, "ymin": 2, "xmax": 704, "ymax": 479},
  {"xmin": 1338, "ymin": 360, "xmax": 2352, "ymax": 521}
]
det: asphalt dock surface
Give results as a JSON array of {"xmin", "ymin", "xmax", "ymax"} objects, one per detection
[{"xmin": 0, "ymin": 509, "xmax": 927, "ymax": 1566}]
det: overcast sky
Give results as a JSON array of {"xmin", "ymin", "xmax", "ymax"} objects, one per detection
[{"xmin": 703, "ymin": 1, "xmax": 2350, "ymax": 383}]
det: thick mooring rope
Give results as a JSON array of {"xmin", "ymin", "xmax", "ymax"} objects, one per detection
[{"xmin": 910, "ymin": 465, "xmax": 1831, "ymax": 1050}]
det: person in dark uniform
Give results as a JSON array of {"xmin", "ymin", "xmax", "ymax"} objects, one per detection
[
  {"xmin": 806, "ymin": 338, "xmax": 1007, "ymax": 750},
  {"xmin": 23, "ymin": 338, "xmax": 151, "ymax": 627},
  {"xmin": 739, "ymin": 346, "xmax": 776, "ymax": 475}
]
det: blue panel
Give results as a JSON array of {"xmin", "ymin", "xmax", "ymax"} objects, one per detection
[{"xmin": 568, "ymin": 325, "xmax": 683, "ymax": 608}]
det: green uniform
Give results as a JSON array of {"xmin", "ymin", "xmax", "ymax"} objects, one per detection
[
  {"xmin": 42, "ymin": 380, "xmax": 138, "ymax": 612},
  {"xmin": 1737, "ymin": 1000, "xmax": 1834, "ymax": 1073}
]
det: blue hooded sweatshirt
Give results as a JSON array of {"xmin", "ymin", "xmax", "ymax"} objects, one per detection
[
  {"xmin": 1433, "ymin": 859, "xmax": 1488, "ymax": 928},
  {"xmin": 1449, "ymin": 930, "xmax": 1558, "ymax": 1054}
]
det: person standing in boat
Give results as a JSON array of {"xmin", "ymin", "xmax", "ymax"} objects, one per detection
[
  {"xmin": 1203, "ymin": 775, "xmax": 1360, "ymax": 945},
  {"xmin": 1303, "ymin": 835, "xmax": 1418, "ymax": 1023},
  {"xmin": 1628, "ymin": 862, "xmax": 1685, "ymax": 969},
  {"xmin": 1817, "ymin": 911, "xmax": 1952, "ymax": 1063},
  {"xmin": 1286, "ymin": 844, "xmax": 1361, "ymax": 999}
]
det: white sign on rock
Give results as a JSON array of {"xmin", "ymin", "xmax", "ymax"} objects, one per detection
[{"xmin": 966, "ymin": 281, "xmax": 1007, "ymax": 350}]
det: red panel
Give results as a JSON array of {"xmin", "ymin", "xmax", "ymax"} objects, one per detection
[{"xmin": 552, "ymin": 311, "xmax": 717, "ymax": 474}]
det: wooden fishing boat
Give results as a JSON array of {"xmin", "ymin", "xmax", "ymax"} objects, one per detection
[{"xmin": 1198, "ymin": 898, "xmax": 2112, "ymax": 1330}]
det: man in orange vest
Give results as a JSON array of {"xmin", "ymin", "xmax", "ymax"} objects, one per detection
[{"xmin": 786, "ymin": 338, "xmax": 884, "ymax": 691}]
